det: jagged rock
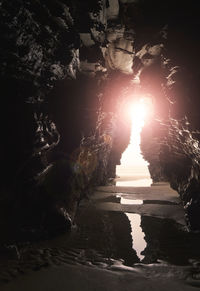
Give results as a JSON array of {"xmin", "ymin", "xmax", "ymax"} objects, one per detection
[
  {"xmin": 138, "ymin": 25, "xmax": 200, "ymax": 230},
  {"xmin": 105, "ymin": 27, "xmax": 135, "ymax": 74}
]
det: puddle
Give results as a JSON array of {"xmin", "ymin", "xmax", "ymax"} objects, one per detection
[
  {"xmin": 74, "ymin": 206, "xmax": 200, "ymax": 266},
  {"xmin": 114, "ymin": 194, "xmax": 178, "ymax": 205},
  {"xmin": 65, "ymin": 204, "xmax": 200, "ymax": 266},
  {"xmin": 73, "ymin": 208, "xmax": 140, "ymax": 266},
  {"xmin": 94, "ymin": 194, "xmax": 181, "ymax": 262},
  {"xmin": 118, "ymin": 196, "xmax": 143, "ymax": 205},
  {"xmin": 95, "ymin": 195, "xmax": 144, "ymax": 205},
  {"xmin": 2, "ymin": 201, "xmax": 200, "ymax": 284},
  {"xmin": 117, "ymin": 195, "xmax": 146, "ymax": 261},
  {"xmin": 1, "ymin": 207, "xmax": 200, "ymax": 286},
  {"xmin": 125, "ymin": 213, "xmax": 146, "ymax": 261},
  {"xmin": 143, "ymin": 200, "xmax": 178, "ymax": 205}
]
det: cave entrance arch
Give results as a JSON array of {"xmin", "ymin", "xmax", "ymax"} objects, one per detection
[{"xmin": 116, "ymin": 97, "xmax": 153, "ymax": 186}]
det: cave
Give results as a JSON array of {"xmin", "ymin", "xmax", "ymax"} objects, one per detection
[{"xmin": 1, "ymin": 0, "xmax": 200, "ymax": 289}]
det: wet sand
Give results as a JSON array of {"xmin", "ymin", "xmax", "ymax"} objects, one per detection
[{"xmin": 1, "ymin": 184, "xmax": 200, "ymax": 291}]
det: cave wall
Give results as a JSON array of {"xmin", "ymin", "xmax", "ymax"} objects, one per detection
[
  {"xmin": 1, "ymin": 0, "xmax": 200, "ymax": 234},
  {"xmin": 137, "ymin": 3, "xmax": 200, "ymax": 231},
  {"xmin": 0, "ymin": 0, "xmax": 133, "ymax": 235}
]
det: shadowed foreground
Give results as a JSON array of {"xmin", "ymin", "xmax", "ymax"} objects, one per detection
[{"xmin": 1, "ymin": 184, "xmax": 200, "ymax": 291}]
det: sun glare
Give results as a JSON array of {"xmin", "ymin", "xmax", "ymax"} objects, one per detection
[
  {"xmin": 116, "ymin": 96, "xmax": 153, "ymax": 186},
  {"xmin": 127, "ymin": 97, "xmax": 153, "ymax": 143},
  {"xmin": 128, "ymin": 99, "xmax": 148, "ymax": 131}
]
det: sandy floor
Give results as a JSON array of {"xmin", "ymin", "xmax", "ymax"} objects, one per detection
[{"xmin": 1, "ymin": 183, "xmax": 200, "ymax": 291}]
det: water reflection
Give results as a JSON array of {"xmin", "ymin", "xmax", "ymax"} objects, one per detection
[
  {"xmin": 125, "ymin": 213, "xmax": 146, "ymax": 261},
  {"xmin": 117, "ymin": 195, "xmax": 147, "ymax": 261},
  {"xmin": 117, "ymin": 195, "xmax": 143, "ymax": 205}
]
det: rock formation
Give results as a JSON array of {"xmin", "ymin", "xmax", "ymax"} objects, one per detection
[{"xmin": 1, "ymin": 0, "xmax": 200, "ymax": 235}]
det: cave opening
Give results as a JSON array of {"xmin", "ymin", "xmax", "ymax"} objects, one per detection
[
  {"xmin": 2, "ymin": 1, "xmax": 200, "ymax": 289},
  {"xmin": 116, "ymin": 96, "xmax": 153, "ymax": 186},
  {"xmin": 115, "ymin": 96, "xmax": 153, "ymax": 262}
]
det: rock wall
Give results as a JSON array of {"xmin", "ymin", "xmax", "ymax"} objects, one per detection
[
  {"xmin": 137, "ymin": 6, "xmax": 200, "ymax": 230},
  {"xmin": 0, "ymin": 0, "xmax": 134, "ymax": 236}
]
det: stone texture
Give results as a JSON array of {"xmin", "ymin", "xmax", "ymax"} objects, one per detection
[{"xmin": 138, "ymin": 17, "xmax": 200, "ymax": 230}]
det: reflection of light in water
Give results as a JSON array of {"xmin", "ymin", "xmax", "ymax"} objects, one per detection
[
  {"xmin": 116, "ymin": 98, "xmax": 152, "ymax": 186},
  {"xmin": 125, "ymin": 213, "xmax": 146, "ymax": 261},
  {"xmin": 118, "ymin": 196, "xmax": 146, "ymax": 260},
  {"xmin": 120, "ymin": 197, "xmax": 143, "ymax": 205}
]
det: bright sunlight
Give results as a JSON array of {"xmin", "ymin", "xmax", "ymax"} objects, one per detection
[{"xmin": 116, "ymin": 97, "xmax": 153, "ymax": 186}]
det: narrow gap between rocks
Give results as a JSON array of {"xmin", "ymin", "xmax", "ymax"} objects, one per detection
[{"xmin": 116, "ymin": 97, "xmax": 153, "ymax": 187}]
